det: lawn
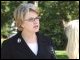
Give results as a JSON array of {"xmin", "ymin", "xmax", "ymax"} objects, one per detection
[{"xmin": 55, "ymin": 50, "xmax": 69, "ymax": 59}]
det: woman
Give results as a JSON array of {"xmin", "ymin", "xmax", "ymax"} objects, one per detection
[{"xmin": 1, "ymin": 3, "xmax": 56, "ymax": 59}]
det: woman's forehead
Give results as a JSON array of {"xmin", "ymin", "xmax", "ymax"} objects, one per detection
[{"xmin": 25, "ymin": 11, "xmax": 38, "ymax": 18}]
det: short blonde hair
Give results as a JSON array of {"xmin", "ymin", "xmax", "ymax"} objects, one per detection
[{"xmin": 13, "ymin": 3, "xmax": 39, "ymax": 31}]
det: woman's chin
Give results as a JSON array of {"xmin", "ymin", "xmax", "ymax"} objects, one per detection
[{"xmin": 34, "ymin": 29, "xmax": 39, "ymax": 32}]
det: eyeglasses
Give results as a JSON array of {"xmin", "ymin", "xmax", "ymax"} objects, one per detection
[{"xmin": 24, "ymin": 16, "xmax": 41, "ymax": 22}]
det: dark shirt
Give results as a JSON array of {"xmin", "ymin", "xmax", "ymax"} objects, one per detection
[{"xmin": 1, "ymin": 32, "xmax": 56, "ymax": 59}]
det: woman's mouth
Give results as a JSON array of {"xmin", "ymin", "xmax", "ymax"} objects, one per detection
[{"xmin": 33, "ymin": 25, "xmax": 38, "ymax": 29}]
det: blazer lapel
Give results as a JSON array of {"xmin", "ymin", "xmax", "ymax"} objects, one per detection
[
  {"xmin": 16, "ymin": 34, "xmax": 37, "ymax": 58},
  {"xmin": 36, "ymin": 33, "xmax": 48, "ymax": 59}
]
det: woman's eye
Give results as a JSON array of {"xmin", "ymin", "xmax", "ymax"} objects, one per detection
[{"xmin": 29, "ymin": 18, "xmax": 34, "ymax": 21}]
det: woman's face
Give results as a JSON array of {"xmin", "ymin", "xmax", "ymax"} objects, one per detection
[{"xmin": 21, "ymin": 11, "xmax": 40, "ymax": 33}]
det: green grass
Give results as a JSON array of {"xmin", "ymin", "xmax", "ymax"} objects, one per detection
[{"xmin": 55, "ymin": 50, "xmax": 69, "ymax": 59}]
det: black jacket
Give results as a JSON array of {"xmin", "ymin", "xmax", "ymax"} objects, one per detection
[{"xmin": 1, "ymin": 32, "xmax": 56, "ymax": 59}]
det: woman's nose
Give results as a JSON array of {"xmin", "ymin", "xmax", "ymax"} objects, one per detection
[{"xmin": 33, "ymin": 19, "xmax": 39, "ymax": 24}]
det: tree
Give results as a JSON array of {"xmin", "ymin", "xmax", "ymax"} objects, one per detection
[
  {"xmin": 1, "ymin": 1, "xmax": 25, "ymax": 37},
  {"xmin": 38, "ymin": 1, "xmax": 79, "ymax": 50}
]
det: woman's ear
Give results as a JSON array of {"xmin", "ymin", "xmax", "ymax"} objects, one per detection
[{"xmin": 21, "ymin": 22, "xmax": 24, "ymax": 28}]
